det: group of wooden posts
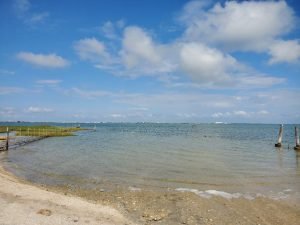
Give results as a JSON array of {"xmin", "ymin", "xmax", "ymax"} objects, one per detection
[
  {"xmin": 0, "ymin": 127, "xmax": 10, "ymax": 151},
  {"xmin": 275, "ymin": 125, "xmax": 300, "ymax": 150}
]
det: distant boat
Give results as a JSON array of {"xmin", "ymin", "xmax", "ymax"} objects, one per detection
[
  {"xmin": 75, "ymin": 124, "xmax": 81, "ymax": 128},
  {"xmin": 93, "ymin": 125, "xmax": 96, "ymax": 131}
]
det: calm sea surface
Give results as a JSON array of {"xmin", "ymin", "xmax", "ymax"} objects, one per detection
[{"xmin": 1, "ymin": 123, "xmax": 299, "ymax": 200}]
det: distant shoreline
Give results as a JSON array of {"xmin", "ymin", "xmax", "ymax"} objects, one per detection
[{"xmin": 1, "ymin": 121, "xmax": 300, "ymax": 125}]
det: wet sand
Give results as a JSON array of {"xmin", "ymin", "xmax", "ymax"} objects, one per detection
[
  {"xmin": 51, "ymin": 185, "xmax": 300, "ymax": 225},
  {"xmin": 0, "ymin": 164, "xmax": 299, "ymax": 225}
]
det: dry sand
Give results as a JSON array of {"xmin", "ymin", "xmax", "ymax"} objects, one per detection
[{"xmin": 0, "ymin": 166, "xmax": 135, "ymax": 225}]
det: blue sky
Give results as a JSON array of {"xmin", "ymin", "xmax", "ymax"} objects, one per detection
[{"xmin": 0, "ymin": 0, "xmax": 299, "ymax": 123}]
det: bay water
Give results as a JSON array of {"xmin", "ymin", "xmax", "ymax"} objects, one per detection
[{"xmin": 1, "ymin": 123, "xmax": 299, "ymax": 201}]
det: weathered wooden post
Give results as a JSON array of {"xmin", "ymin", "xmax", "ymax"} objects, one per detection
[
  {"xmin": 275, "ymin": 124, "xmax": 283, "ymax": 147},
  {"xmin": 5, "ymin": 127, "xmax": 9, "ymax": 151},
  {"xmin": 294, "ymin": 126, "xmax": 300, "ymax": 151}
]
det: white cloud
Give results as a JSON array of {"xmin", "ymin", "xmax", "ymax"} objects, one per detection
[
  {"xmin": 74, "ymin": 2, "xmax": 292, "ymax": 88},
  {"xmin": 237, "ymin": 75, "xmax": 285, "ymax": 88},
  {"xmin": 120, "ymin": 26, "xmax": 177, "ymax": 76},
  {"xmin": 101, "ymin": 20, "xmax": 125, "ymax": 40},
  {"xmin": 176, "ymin": 113, "xmax": 197, "ymax": 118},
  {"xmin": 213, "ymin": 110, "xmax": 249, "ymax": 118},
  {"xmin": 0, "ymin": 107, "xmax": 16, "ymax": 116},
  {"xmin": 0, "ymin": 87, "xmax": 24, "ymax": 95},
  {"xmin": 268, "ymin": 40, "xmax": 300, "ymax": 64},
  {"xmin": 257, "ymin": 110, "xmax": 269, "ymax": 115},
  {"xmin": 233, "ymin": 110, "xmax": 249, "ymax": 116},
  {"xmin": 74, "ymin": 38, "xmax": 110, "ymax": 62},
  {"xmin": 212, "ymin": 112, "xmax": 231, "ymax": 118},
  {"xmin": 110, "ymin": 113, "xmax": 126, "ymax": 118},
  {"xmin": 101, "ymin": 21, "xmax": 117, "ymax": 39},
  {"xmin": 98, "ymin": 25, "xmax": 284, "ymax": 87},
  {"xmin": 14, "ymin": 0, "xmax": 30, "ymax": 15},
  {"xmin": 67, "ymin": 87, "xmax": 300, "ymax": 122},
  {"xmin": 181, "ymin": 0, "xmax": 296, "ymax": 52},
  {"xmin": 27, "ymin": 12, "xmax": 49, "ymax": 24},
  {"xmin": 0, "ymin": 69, "xmax": 15, "ymax": 75},
  {"xmin": 178, "ymin": 42, "xmax": 284, "ymax": 88},
  {"xmin": 122, "ymin": 26, "xmax": 160, "ymax": 67},
  {"xmin": 17, "ymin": 52, "xmax": 69, "ymax": 68},
  {"xmin": 36, "ymin": 80, "xmax": 62, "ymax": 85},
  {"xmin": 26, "ymin": 106, "xmax": 54, "ymax": 113},
  {"xmin": 179, "ymin": 42, "xmax": 236, "ymax": 85},
  {"xmin": 212, "ymin": 109, "xmax": 269, "ymax": 119},
  {"xmin": 71, "ymin": 87, "xmax": 111, "ymax": 99},
  {"xmin": 13, "ymin": 0, "xmax": 49, "ymax": 25},
  {"xmin": 212, "ymin": 112, "xmax": 223, "ymax": 118}
]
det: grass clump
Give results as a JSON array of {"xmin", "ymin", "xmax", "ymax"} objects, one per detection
[{"xmin": 0, "ymin": 125, "xmax": 83, "ymax": 137}]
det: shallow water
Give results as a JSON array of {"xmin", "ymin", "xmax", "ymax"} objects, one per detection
[{"xmin": 1, "ymin": 123, "xmax": 299, "ymax": 201}]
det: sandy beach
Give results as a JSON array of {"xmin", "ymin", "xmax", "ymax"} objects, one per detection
[
  {"xmin": 0, "ymin": 165, "xmax": 135, "ymax": 225},
  {"xmin": 0, "ymin": 163, "xmax": 299, "ymax": 225}
]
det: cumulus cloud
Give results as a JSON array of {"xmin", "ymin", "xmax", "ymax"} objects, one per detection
[
  {"xmin": 74, "ymin": 38, "xmax": 111, "ymax": 62},
  {"xmin": 122, "ymin": 26, "xmax": 160, "ymax": 67},
  {"xmin": 268, "ymin": 40, "xmax": 300, "ymax": 64},
  {"xmin": 181, "ymin": 0, "xmax": 296, "ymax": 52},
  {"xmin": 179, "ymin": 42, "xmax": 237, "ymax": 85},
  {"xmin": 98, "ymin": 24, "xmax": 285, "ymax": 87},
  {"xmin": 26, "ymin": 106, "xmax": 54, "ymax": 113},
  {"xmin": 178, "ymin": 42, "xmax": 284, "ymax": 87},
  {"xmin": 74, "ymin": 1, "xmax": 295, "ymax": 88},
  {"xmin": 120, "ymin": 26, "xmax": 177, "ymax": 76},
  {"xmin": 17, "ymin": 52, "xmax": 69, "ymax": 68}
]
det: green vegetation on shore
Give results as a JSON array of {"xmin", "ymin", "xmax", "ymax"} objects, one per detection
[{"xmin": 0, "ymin": 125, "xmax": 83, "ymax": 137}]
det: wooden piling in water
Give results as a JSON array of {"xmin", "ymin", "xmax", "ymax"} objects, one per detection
[
  {"xmin": 5, "ymin": 127, "xmax": 9, "ymax": 151},
  {"xmin": 294, "ymin": 126, "xmax": 300, "ymax": 151},
  {"xmin": 275, "ymin": 124, "xmax": 283, "ymax": 147}
]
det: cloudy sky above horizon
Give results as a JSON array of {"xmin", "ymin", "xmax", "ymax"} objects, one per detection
[{"xmin": 0, "ymin": 0, "xmax": 299, "ymax": 123}]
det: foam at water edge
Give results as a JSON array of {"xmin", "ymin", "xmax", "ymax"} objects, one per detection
[
  {"xmin": 129, "ymin": 186, "xmax": 142, "ymax": 191},
  {"xmin": 176, "ymin": 188, "xmax": 254, "ymax": 200}
]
